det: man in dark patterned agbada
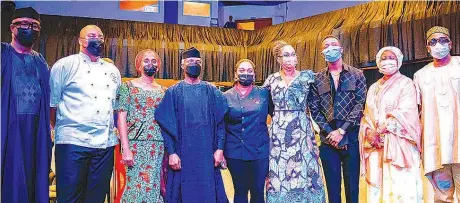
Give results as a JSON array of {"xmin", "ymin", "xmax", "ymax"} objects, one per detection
[{"xmin": 1, "ymin": 7, "xmax": 52, "ymax": 203}]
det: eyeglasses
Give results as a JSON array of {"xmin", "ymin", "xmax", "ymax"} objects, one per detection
[
  {"xmin": 82, "ymin": 36, "xmax": 105, "ymax": 42},
  {"xmin": 427, "ymin": 37, "xmax": 450, "ymax": 46},
  {"xmin": 12, "ymin": 21, "xmax": 41, "ymax": 31},
  {"xmin": 279, "ymin": 52, "xmax": 297, "ymax": 58}
]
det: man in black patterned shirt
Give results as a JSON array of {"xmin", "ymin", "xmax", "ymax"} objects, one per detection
[{"xmin": 308, "ymin": 35, "xmax": 367, "ymax": 203}]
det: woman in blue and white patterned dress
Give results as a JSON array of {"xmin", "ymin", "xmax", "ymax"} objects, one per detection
[{"xmin": 263, "ymin": 40, "xmax": 326, "ymax": 203}]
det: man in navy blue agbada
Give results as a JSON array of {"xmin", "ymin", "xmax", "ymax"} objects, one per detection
[
  {"xmin": 1, "ymin": 7, "xmax": 52, "ymax": 203},
  {"xmin": 155, "ymin": 47, "xmax": 229, "ymax": 203}
]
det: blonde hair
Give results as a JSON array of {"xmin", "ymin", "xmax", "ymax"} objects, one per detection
[
  {"xmin": 272, "ymin": 40, "xmax": 290, "ymax": 59},
  {"xmin": 135, "ymin": 49, "xmax": 161, "ymax": 72}
]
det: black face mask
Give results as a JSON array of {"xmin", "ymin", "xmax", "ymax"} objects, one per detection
[
  {"xmin": 143, "ymin": 65, "xmax": 157, "ymax": 77},
  {"xmin": 86, "ymin": 39, "xmax": 104, "ymax": 56},
  {"xmin": 237, "ymin": 74, "xmax": 254, "ymax": 86},
  {"xmin": 185, "ymin": 64, "xmax": 201, "ymax": 78},
  {"xmin": 16, "ymin": 28, "xmax": 39, "ymax": 48}
]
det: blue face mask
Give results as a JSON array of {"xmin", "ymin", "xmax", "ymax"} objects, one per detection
[{"xmin": 322, "ymin": 45, "xmax": 342, "ymax": 62}]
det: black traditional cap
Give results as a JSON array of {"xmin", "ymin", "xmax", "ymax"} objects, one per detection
[
  {"xmin": 12, "ymin": 7, "xmax": 40, "ymax": 22},
  {"xmin": 182, "ymin": 47, "xmax": 200, "ymax": 59}
]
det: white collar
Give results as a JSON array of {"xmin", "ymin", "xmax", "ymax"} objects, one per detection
[{"xmin": 79, "ymin": 52, "xmax": 102, "ymax": 63}]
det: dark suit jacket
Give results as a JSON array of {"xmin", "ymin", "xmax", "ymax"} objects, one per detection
[{"xmin": 308, "ymin": 63, "xmax": 367, "ymax": 146}]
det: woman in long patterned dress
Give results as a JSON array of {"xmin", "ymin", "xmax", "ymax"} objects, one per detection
[
  {"xmin": 117, "ymin": 49, "xmax": 166, "ymax": 203},
  {"xmin": 263, "ymin": 41, "xmax": 326, "ymax": 203},
  {"xmin": 359, "ymin": 46, "xmax": 423, "ymax": 203}
]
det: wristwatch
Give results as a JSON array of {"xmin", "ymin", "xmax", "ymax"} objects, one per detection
[{"xmin": 337, "ymin": 128, "xmax": 346, "ymax": 135}]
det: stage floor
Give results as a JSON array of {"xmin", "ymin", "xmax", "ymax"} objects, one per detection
[
  {"xmin": 220, "ymin": 134, "xmax": 457, "ymax": 203},
  {"xmin": 49, "ymin": 141, "xmax": 457, "ymax": 203},
  {"xmin": 221, "ymin": 162, "xmax": 450, "ymax": 203}
]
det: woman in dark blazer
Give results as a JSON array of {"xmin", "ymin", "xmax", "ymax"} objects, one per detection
[{"xmin": 223, "ymin": 59, "xmax": 272, "ymax": 203}]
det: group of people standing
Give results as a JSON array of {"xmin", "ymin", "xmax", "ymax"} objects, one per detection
[{"xmin": 1, "ymin": 7, "xmax": 459, "ymax": 203}]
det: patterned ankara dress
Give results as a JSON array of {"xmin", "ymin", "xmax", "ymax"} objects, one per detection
[
  {"xmin": 117, "ymin": 81, "xmax": 165, "ymax": 203},
  {"xmin": 263, "ymin": 71, "xmax": 326, "ymax": 203}
]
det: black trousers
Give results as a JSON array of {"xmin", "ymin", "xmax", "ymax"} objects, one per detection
[
  {"xmin": 319, "ymin": 141, "xmax": 360, "ymax": 203},
  {"xmin": 226, "ymin": 158, "xmax": 269, "ymax": 203},
  {"xmin": 55, "ymin": 144, "xmax": 114, "ymax": 203}
]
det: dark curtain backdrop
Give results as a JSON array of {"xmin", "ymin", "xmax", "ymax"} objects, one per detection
[
  {"xmin": 1, "ymin": 12, "xmax": 249, "ymax": 82},
  {"xmin": 2, "ymin": 1, "xmax": 459, "ymax": 85}
]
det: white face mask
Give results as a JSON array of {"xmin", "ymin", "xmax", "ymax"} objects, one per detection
[
  {"xmin": 430, "ymin": 43, "xmax": 450, "ymax": 59},
  {"xmin": 378, "ymin": 59, "xmax": 399, "ymax": 75}
]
